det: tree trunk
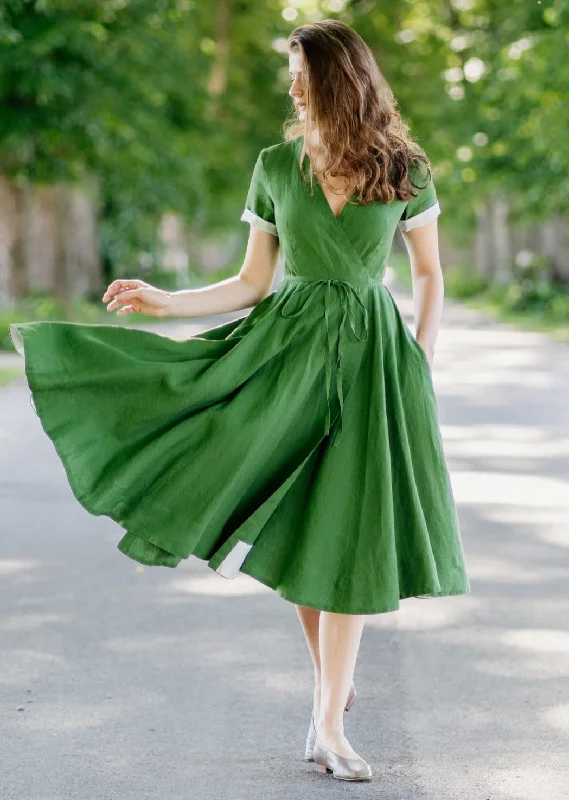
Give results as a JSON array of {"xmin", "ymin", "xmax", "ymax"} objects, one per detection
[
  {"xmin": 491, "ymin": 192, "xmax": 512, "ymax": 284},
  {"xmin": 52, "ymin": 185, "xmax": 69, "ymax": 302},
  {"xmin": 551, "ymin": 213, "xmax": 569, "ymax": 284},
  {"xmin": 474, "ymin": 200, "xmax": 492, "ymax": 279},
  {"xmin": 8, "ymin": 180, "xmax": 32, "ymax": 300},
  {"xmin": 538, "ymin": 217, "xmax": 560, "ymax": 283},
  {"xmin": 66, "ymin": 174, "xmax": 103, "ymax": 297},
  {"xmin": 205, "ymin": 0, "xmax": 231, "ymax": 119}
]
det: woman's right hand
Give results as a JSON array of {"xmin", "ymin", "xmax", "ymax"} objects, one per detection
[{"xmin": 102, "ymin": 279, "xmax": 172, "ymax": 318}]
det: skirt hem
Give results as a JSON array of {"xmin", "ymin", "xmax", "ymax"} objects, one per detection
[{"xmin": 238, "ymin": 560, "xmax": 472, "ymax": 616}]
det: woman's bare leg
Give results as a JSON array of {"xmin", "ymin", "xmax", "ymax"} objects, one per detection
[
  {"xmin": 295, "ymin": 604, "xmax": 322, "ymax": 721},
  {"xmin": 317, "ymin": 611, "xmax": 367, "ymax": 759}
]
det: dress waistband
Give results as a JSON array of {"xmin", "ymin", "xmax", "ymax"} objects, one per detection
[
  {"xmin": 281, "ymin": 275, "xmax": 384, "ymax": 287},
  {"xmin": 279, "ymin": 275, "xmax": 382, "ymax": 448}
]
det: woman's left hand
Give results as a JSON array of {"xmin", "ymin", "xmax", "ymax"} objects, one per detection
[
  {"xmin": 102, "ymin": 279, "xmax": 172, "ymax": 317},
  {"xmin": 417, "ymin": 337, "xmax": 434, "ymax": 371}
]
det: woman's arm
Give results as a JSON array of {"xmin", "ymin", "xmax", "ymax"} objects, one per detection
[
  {"xmin": 102, "ymin": 226, "xmax": 280, "ymax": 318},
  {"xmin": 400, "ymin": 218, "xmax": 444, "ymax": 369}
]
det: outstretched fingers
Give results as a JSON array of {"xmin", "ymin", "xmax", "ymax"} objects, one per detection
[
  {"xmin": 105, "ymin": 288, "xmax": 141, "ymax": 314},
  {"xmin": 102, "ymin": 279, "xmax": 147, "ymax": 303}
]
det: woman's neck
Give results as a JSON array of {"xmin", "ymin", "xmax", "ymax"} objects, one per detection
[{"xmin": 304, "ymin": 129, "xmax": 323, "ymax": 152}]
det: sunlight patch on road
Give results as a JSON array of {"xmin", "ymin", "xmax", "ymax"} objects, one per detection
[
  {"xmin": 462, "ymin": 555, "xmax": 544, "ymax": 583},
  {"xmin": 0, "ymin": 558, "xmax": 41, "ymax": 575},
  {"xmin": 435, "ymin": 365, "xmax": 553, "ymax": 390},
  {"xmin": 475, "ymin": 655, "xmax": 569, "ymax": 680},
  {"xmin": 429, "ymin": 326, "xmax": 557, "ymax": 393},
  {"xmin": 440, "ymin": 424, "xmax": 569, "ymax": 459},
  {"xmin": 487, "ymin": 765, "xmax": 567, "ymax": 800},
  {"xmin": 450, "ymin": 471, "xmax": 569, "ymax": 508},
  {"xmin": 541, "ymin": 703, "xmax": 569, "ymax": 733},
  {"xmin": 0, "ymin": 613, "xmax": 68, "ymax": 632},
  {"xmin": 262, "ymin": 672, "xmax": 308, "ymax": 695},
  {"xmin": 479, "ymin": 506, "xmax": 568, "ymax": 525},
  {"xmin": 535, "ymin": 526, "xmax": 569, "ymax": 548},
  {"xmin": 164, "ymin": 572, "xmax": 272, "ymax": 597},
  {"xmin": 436, "ymin": 326, "xmax": 549, "ymax": 349},
  {"xmin": 366, "ymin": 594, "xmax": 480, "ymax": 631},
  {"xmin": 12, "ymin": 700, "xmax": 121, "ymax": 732},
  {"xmin": 503, "ymin": 629, "xmax": 569, "ymax": 654},
  {"xmin": 0, "ymin": 649, "xmax": 68, "ymax": 685},
  {"xmin": 475, "ymin": 507, "xmax": 569, "ymax": 548}
]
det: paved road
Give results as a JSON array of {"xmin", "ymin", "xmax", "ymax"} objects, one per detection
[{"xmin": 1, "ymin": 270, "xmax": 568, "ymax": 799}]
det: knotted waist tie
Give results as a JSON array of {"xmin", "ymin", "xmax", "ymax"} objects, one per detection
[{"xmin": 280, "ymin": 275, "xmax": 384, "ymax": 448}]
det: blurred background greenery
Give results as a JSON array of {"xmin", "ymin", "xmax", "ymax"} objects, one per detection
[{"xmin": 1, "ymin": 0, "xmax": 569, "ymax": 351}]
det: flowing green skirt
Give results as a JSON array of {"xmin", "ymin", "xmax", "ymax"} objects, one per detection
[{"xmin": 9, "ymin": 278, "xmax": 470, "ymax": 614}]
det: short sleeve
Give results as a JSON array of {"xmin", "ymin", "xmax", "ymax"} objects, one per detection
[
  {"xmin": 398, "ymin": 161, "xmax": 441, "ymax": 232},
  {"xmin": 240, "ymin": 149, "xmax": 278, "ymax": 237}
]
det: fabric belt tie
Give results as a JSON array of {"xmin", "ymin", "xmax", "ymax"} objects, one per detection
[{"xmin": 280, "ymin": 275, "xmax": 383, "ymax": 448}]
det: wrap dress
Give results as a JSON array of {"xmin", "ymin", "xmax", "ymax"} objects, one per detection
[{"xmin": 8, "ymin": 135, "xmax": 471, "ymax": 614}]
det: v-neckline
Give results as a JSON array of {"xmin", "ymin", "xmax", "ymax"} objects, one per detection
[{"xmin": 297, "ymin": 137, "xmax": 358, "ymax": 224}]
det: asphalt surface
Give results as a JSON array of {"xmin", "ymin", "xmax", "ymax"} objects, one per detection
[{"xmin": 1, "ymin": 269, "xmax": 568, "ymax": 800}]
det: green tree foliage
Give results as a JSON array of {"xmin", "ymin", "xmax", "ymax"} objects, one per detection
[
  {"xmin": 0, "ymin": 1, "xmax": 204, "ymax": 267},
  {"xmin": 1, "ymin": 0, "xmax": 568, "ymax": 276},
  {"xmin": 0, "ymin": 0, "xmax": 252, "ymax": 270},
  {"xmin": 352, "ymin": 0, "xmax": 569, "ymax": 230}
]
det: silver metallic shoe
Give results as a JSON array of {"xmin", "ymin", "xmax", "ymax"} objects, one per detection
[
  {"xmin": 312, "ymin": 739, "xmax": 372, "ymax": 781},
  {"xmin": 303, "ymin": 681, "xmax": 357, "ymax": 762},
  {"xmin": 304, "ymin": 712, "xmax": 318, "ymax": 761}
]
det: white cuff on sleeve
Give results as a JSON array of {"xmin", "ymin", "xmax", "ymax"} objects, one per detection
[
  {"xmin": 398, "ymin": 201, "xmax": 441, "ymax": 232},
  {"xmin": 241, "ymin": 208, "xmax": 278, "ymax": 237}
]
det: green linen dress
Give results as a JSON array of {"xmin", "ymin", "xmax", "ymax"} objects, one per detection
[{"xmin": 9, "ymin": 135, "xmax": 470, "ymax": 614}]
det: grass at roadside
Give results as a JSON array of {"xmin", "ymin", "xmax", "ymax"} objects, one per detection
[
  {"xmin": 390, "ymin": 252, "xmax": 569, "ymax": 344},
  {"xmin": 0, "ymin": 366, "xmax": 24, "ymax": 387},
  {"xmin": 1, "ymin": 295, "xmax": 109, "ymax": 351},
  {"xmin": 0, "ymin": 266, "xmax": 241, "ymax": 352}
]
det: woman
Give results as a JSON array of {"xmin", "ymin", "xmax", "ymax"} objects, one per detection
[{"xmin": 9, "ymin": 19, "xmax": 470, "ymax": 782}]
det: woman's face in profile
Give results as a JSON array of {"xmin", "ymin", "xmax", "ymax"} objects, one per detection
[{"xmin": 288, "ymin": 51, "xmax": 306, "ymax": 120}]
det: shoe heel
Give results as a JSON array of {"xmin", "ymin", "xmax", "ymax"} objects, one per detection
[
  {"xmin": 344, "ymin": 683, "xmax": 357, "ymax": 712},
  {"xmin": 314, "ymin": 763, "xmax": 328, "ymax": 773},
  {"xmin": 344, "ymin": 690, "xmax": 357, "ymax": 712}
]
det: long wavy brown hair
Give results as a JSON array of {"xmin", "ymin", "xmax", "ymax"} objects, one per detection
[{"xmin": 285, "ymin": 19, "xmax": 433, "ymax": 207}]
